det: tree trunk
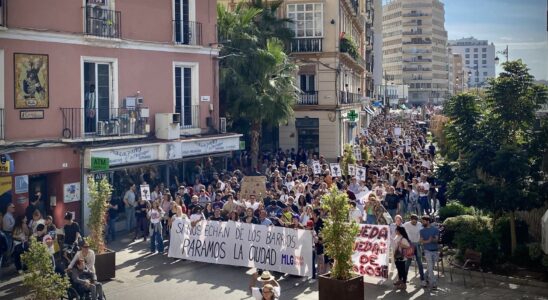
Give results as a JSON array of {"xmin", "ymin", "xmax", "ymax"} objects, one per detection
[
  {"xmin": 250, "ymin": 120, "xmax": 261, "ymax": 172},
  {"xmin": 509, "ymin": 210, "xmax": 517, "ymax": 256}
]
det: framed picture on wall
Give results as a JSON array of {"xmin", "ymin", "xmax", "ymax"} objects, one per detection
[
  {"xmin": 63, "ymin": 182, "xmax": 81, "ymax": 203},
  {"xmin": 14, "ymin": 53, "xmax": 49, "ymax": 109}
]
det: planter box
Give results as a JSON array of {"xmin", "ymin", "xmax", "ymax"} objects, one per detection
[
  {"xmin": 319, "ymin": 272, "xmax": 364, "ymax": 300},
  {"xmin": 95, "ymin": 249, "xmax": 116, "ymax": 281}
]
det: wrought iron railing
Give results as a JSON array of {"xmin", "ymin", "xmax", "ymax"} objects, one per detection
[
  {"xmin": 339, "ymin": 91, "xmax": 363, "ymax": 105},
  {"xmin": 60, "ymin": 107, "xmax": 148, "ymax": 139},
  {"xmin": 173, "ymin": 20, "xmax": 202, "ymax": 45},
  {"xmin": 177, "ymin": 104, "xmax": 200, "ymax": 129},
  {"xmin": 297, "ymin": 91, "xmax": 319, "ymax": 105},
  {"xmin": 84, "ymin": 5, "xmax": 122, "ymax": 39},
  {"xmin": 289, "ymin": 38, "xmax": 323, "ymax": 53}
]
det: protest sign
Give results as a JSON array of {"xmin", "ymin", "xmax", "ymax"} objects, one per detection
[
  {"xmin": 352, "ymin": 224, "xmax": 391, "ymax": 283},
  {"xmin": 168, "ymin": 219, "xmax": 314, "ymax": 277},
  {"xmin": 240, "ymin": 176, "xmax": 267, "ymax": 200},
  {"xmin": 348, "ymin": 164, "xmax": 357, "ymax": 176},
  {"xmin": 330, "ymin": 163, "xmax": 342, "ymax": 177},
  {"xmin": 312, "ymin": 161, "xmax": 322, "ymax": 175},
  {"xmin": 140, "ymin": 184, "xmax": 151, "ymax": 201},
  {"xmin": 356, "ymin": 167, "xmax": 367, "ymax": 181},
  {"xmin": 353, "ymin": 146, "xmax": 362, "ymax": 161},
  {"xmin": 394, "ymin": 127, "xmax": 401, "ymax": 136}
]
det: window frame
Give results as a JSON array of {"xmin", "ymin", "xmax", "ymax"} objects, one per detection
[{"xmin": 287, "ymin": 3, "xmax": 324, "ymax": 38}]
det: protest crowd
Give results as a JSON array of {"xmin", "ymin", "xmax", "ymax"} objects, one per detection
[{"xmin": 0, "ymin": 106, "xmax": 446, "ymax": 299}]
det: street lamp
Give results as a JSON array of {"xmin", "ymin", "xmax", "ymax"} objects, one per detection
[{"xmin": 495, "ymin": 45, "xmax": 509, "ymax": 64}]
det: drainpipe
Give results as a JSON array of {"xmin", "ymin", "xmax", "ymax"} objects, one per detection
[{"xmin": 79, "ymin": 147, "xmax": 86, "ymax": 234}]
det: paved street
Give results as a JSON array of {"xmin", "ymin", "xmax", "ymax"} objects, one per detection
[{"xmin": 1, "ymin": 235, "xmax": 547, "ymax": 300}]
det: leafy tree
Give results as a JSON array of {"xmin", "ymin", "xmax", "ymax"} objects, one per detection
[
  {"xmin": 442, "ymin": 60, "xmax": 548, "ymax": 255},
  {"xmin": 321, "ymin": 187, "xmax": 359, "ymax": 280},
  {"xmin": 340, "ymin": 144, "xmax": 356, "ymax": 177},
  {"xmin": 87, "ymin": 177, "xmax": 113, "ymax": 254},
  {"xmin": 21, "ymin": 237, "xmax": 70, "ymax": 300},
  {"xmin": 218, "ymin": 3, "xmax": 299, "ymax": 170}
]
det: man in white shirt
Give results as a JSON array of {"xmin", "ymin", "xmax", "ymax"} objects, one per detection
[
  {"xmin": 348, "ymin": 201, "xmax": 363, "ymax": 223},
  {"xmin": 418, "ymin": 175, "xmax": 430, "ymax": 215},
  {"xmin": 245, "ymin": 195, "xmax": 260, "ymax": 211},
  {"xmin": 403, "ymin": 214, "xmax": 425, "ymax": 286}
]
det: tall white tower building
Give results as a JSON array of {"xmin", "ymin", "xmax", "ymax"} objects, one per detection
[
  {"xmin": 448, "ymin": 37, "xmax": 496, "ymax": 88},
  {"xmin": 382, "ymin": 0, "xmax": 449, "ymax": 105}
]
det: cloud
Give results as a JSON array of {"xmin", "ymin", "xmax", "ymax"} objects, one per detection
[{"xmin": 499, "ymin": 37, "xmax": 513, "ymax": 41}]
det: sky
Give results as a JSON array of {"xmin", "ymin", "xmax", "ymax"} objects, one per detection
[{"xmin": 444, "ymin": 0, "xmax": 548, "ymax": 80}]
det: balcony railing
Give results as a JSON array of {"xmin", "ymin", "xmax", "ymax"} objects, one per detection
[
  {"xmin": 177, "ymin": 105, "xmax": 200, "ymax": 129},
  {"xmin": 403, "ymin": 39, "xmax": 432, "ymax": 45},
  {"xmin": 403, "ymin": 31, "xmax": 431, "ymax": 35},
  {"xmin": 297, "ymin": 91, "xmax": 318, "ymax": 105},
  {"xmin": 403, "ymin": 67, "xmax": 432, "ymax": 71},
  {"xmin": 289, "ymin": 38, "xmax": 323, "ymax": 53},
  {"xmin": 0, "ymin": 0, "xmax": 6, "ymax": 27},
  {"xmin": 339, "ymin": 91, "xmax": 363, "ymax": 105},
  {"xmin": 84, "ymin": 5, "xmax": 122, "ymax": 39},
  {"xmin": 60, "ymin": 107, "xmax": 149, "ymax": 140},
  {"xmin": 173, "ymin": 20, "xmax": 202, "ymax": 45},
  {"xmin": 0, "ymin": 108, "xmax": 4, "ymax": 140},
  {"xmin": 402, "ymin": 12, "xmax": 430, "ymax": 17},
  {"xmin": 403, "ymin": 58, "xmax": 432, "ymax": 63}
]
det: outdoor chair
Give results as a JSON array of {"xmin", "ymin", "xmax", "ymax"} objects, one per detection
[{"xmin": 449, "ymin": 249, "xmax": 486, "ymax": 286}]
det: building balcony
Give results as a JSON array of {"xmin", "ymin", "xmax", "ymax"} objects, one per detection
[
  {"xmin": 403, "ymin": 39, "xmax": 432, "ymax": 45},
  {"xmin": 403, "ymin": 67, "xmax": 432, "ymax": 71},
  {"xmin": 402, "ymin": 12, "xmax": 430, "ymax": 17},
  {"xmin": 84, "ymin": 5, "xmax": 122, "ymax": 39},
  {"xmin": 289, "ymin": 38, "xmax": 323, "ymax": 53},
  {"xmin": 402, "ymin": 31, "xmax": 431, "ymax": 36},
  {"xmin": 177, "ymin": 105, "xmax": 200, "ymax": 130},
  {"xmin": 339, "ymin": 91, "xmax": 363, "ymax": 105},
  {"xmin": 403, "ymin": 58, "xmax": 432, "ymax": 63},
  {"xmin": 0, "ymin": 108, "xmax": 4, "ymax": 140},
  {"xmin": 0, "ymin": 0, "xmax": 6, "ymax": 27},
  {"xmin": 60, "ymin": 107, "xmax": 149, "ymax": 141},
  {"xmin": 173, "ymin": 20, "xmax": 203, "ymax": 45},
  {"xmin": 297, "ymin": 91, "xmax": 319, "ymax": 105}
]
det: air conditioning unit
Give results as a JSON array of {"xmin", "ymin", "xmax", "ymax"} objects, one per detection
[
  {"xmin": 124, "ymin": 97, "xmax": 136, "ymax": 108},
  {"xmin": 155, "ymin": 113, "xmax": 180, "ymax": 140},
  {"xmin": 220, "ymin": 117, "xmax": 227, "ymax": 133}
]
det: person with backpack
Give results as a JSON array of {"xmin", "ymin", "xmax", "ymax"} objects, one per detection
[{"xmin": 393, "ymin": 226, "xmax": 412, "ymax": 290}]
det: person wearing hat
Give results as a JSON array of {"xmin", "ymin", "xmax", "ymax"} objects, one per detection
[
  {"xmin": 67, "ymin": 240, "xmax": 95, "ymax": 273},
  {"xmin": 249, "ymin": 270, "xmax": 280, "ymax": 300},
  {"xmin": 70, "ymin": 258, "xmax": 104, "ymax": 300}
]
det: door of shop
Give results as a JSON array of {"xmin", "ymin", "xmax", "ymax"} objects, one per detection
[
  {"xmin": 296, "ymin": 118, "xmax": 319, "ymax": 155},
  {"xmin": 29, "ymin": 174, "xmax": 49, "ymax": 217}
]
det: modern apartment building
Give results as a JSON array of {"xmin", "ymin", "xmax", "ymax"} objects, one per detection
[
  {"xmin": 0, "ymin": 0, "xmax": 240, "ymax": 229},
  {"xmin": 448, "ymin": 37, "xmax": 496, "ymax": 88},
  {"xmin": 220, "ymin": 0, "xmax": 376, "ymax": 159},
  {"xmin": 382, "ymin": 0, "xmax": 449, "ymax": 105}
]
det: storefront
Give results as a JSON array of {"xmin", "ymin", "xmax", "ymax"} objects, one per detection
[{"xmin": 81, "ymin": 134, "xmax": 241, "ymax": 233}]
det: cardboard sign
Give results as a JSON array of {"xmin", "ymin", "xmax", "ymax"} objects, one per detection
[
  {"xmin": 394, "ymin": 127, "xmax": 401, "ymax": 136},
  {"xmin": 348, "ymin": 164, "xmax": 357, "ymax": 176},
  {"xmin": 140, "ymin": 184, "xmax": 151, "ymax": 201},
  {"xmin": 168, "ymin": 219, "xmax": 314, "ymax": 277},
  {"xmin": 352, "ymin": 224, "xmax": 391, "ymax": 283},
  {"xmin": 356, "ymin": 167, "xmax": 367, "ymax": 182},
  {"xmin": 312, "ymin": 161, "xmax": 322, "ymax": 175},
  {"xmin": 353, "ymin": 147, "xmax": 362, "ymax": 161},
  {"xmin": 240, "ymin": 176, "xmax": 267, "ymax": 200},
  {"xmin": 330, "ymin": 163, "xmax": 342, "ymax": 177}
]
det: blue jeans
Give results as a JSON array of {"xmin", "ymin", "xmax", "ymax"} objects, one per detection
[
  {"xmin": 125, "ymin": 207, "xmax": 136, "ymax": 232},
  {"xmin": 405, "ymin": 243, "xmax": 425, "ymax": 281},
  {"xmin": 150, "ymin": 229, "xmax": 164, "ymax": 253},
  {"xmin": 366, "ymin": 214, "xmax": 377, "ymax": 224},
  {"xmin": 418, "ymin": 196, "xmax": 430, "ymax": 215},
  {"xmin": 388, "ymin": 208, "xmax": 397, "ymax": 220},
  {"xmin": 107, "ymin": 217, "xmax": 117, "ymax": 242},
  {"xmin": 424, "ymin": 249, "xmax": 439, "ymax": 286}
]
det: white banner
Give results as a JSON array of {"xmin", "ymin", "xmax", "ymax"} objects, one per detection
[
  {"xmin": 168, "ymin": 219, "xmax": 314, "ymax": 277},
  {"xmin": 352, "ymin": 224, "xmax": 391, "ymax": 282}
]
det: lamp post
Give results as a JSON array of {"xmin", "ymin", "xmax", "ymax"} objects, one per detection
[{"xmin": 495, "ymin": 45, "xmax": 509, "ymax": 64}]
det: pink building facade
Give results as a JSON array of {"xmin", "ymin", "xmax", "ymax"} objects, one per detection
[{"xmin": 0, "ymin": 0, "xmax": 240, "ymax": 230}]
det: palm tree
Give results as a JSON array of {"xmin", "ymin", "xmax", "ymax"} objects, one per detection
[{"xmin": 218, "ymin": 3, "xmax": 298, "ymax": 170}]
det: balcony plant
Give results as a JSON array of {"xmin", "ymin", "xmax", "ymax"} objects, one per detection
[
  {"xmin": 340, "ymin": 35, "xmax": 359, "ymax": 60},
  {"xmin": 87, "ymin": 176, "xmax": 116, "ymax": 281},
  {"xmin": 318, "ymin": 187, "xmax": 364, "ymax": 300},
  {"xmin": 21, "ymin": 237, "xmax": 70, "ymax": 300}
]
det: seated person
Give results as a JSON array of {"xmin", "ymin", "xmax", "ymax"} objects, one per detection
[
  {"xmin": 69, "ymin": 258, "xmax": 104, "ymax": 300},
  {"xmin": 67, "ymin": 241, "xmax": 96, "ymax": 273}
]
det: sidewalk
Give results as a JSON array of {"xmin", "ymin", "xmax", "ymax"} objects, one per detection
[{"xmin": 1, "ymin": 235, "xmax": 548, "ymax": 300}]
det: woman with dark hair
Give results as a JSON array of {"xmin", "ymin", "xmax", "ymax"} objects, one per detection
[
  {"xmin": 393, "ymin": 226, "xmax": 412, "ymax": 289},
  {"xmin": 12, "ymin": 215, "xmax": 30, "ymax": 273}
]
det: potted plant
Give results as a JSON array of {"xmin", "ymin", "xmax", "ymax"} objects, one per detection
[
  {"xmin": 87, "ymin": 176, "xmax": 116, "ymax": 281},
  {"xmin": 319, "ymin": 187, "xmax": 364, "ymax": 300},
  {"xmin": 21, "ymin": 237, "xmax": 71, "ymax": 300}
]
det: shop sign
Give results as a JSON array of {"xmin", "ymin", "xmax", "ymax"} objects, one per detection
[
  {"xmin": 89, "ymin": 145, "xmax": 159, "ymax": 167},
  {"xmin": 180, "ymin": 137, "xmax": 240, "ymax": 157},
  {"xmin": 91, "ymin": 157, "xmax": 110, "ymax": 171},
  {"xmin": 0, "ymin": 155, "xmax": 13, "ymax": 174},
  {"xmin": 14, "ymin": 175, "xmax": 29, "ymax": 194}
]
